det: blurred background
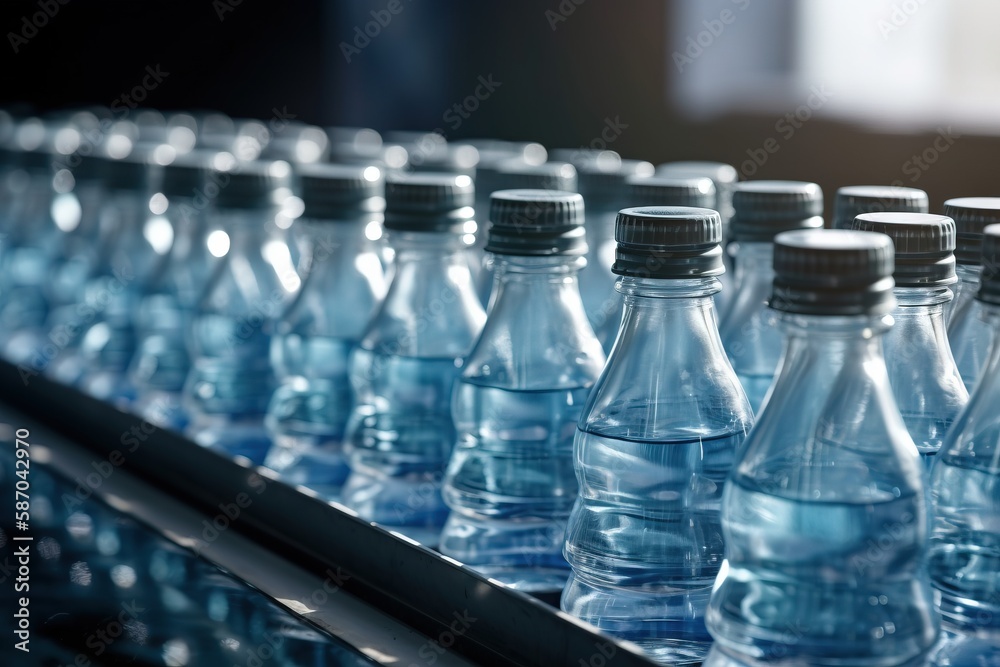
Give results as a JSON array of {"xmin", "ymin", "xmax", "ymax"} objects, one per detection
[{"xmin": 1, "ymin": 0, "xmax": 997, "ymax": 214}]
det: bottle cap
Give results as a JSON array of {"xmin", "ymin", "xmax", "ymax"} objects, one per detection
[
  {"xmin": 384, "ymin": 172, "xmax": 475, "ymax": 233},
  {"xmin": 656, "ymin": 161, "xmax": 738, "ymax": 216},
  {"xmin": 486, "ymin": 189, "xmax": 585, "ymax": 256},
  {"xmin": 833, "ymin": 185, "xmax": 929, "ymax": 230},
  {"xmin": 731, "ymin": 180, "xmax": 824, "ymax": 242},
  {"xmin": 297, "ymin": 163, "xmax": 384, "ymax": 220},
  {"xmin": 977, "ymin": 224, "xmax": 1000, "ymax": 306},
  {"xmin": 576, "ymin": 157, "xmax": 655, "ymax": 205},
  {"xmin": 771, "ymin": 229, "xmax": 895, "ymax": 316},
  {"xmin": 612, "ymin": 206, "xmax": 724, "ymax": 278},
  {"xmin": 942, "ymin": 197, "xmax": 1000, "ymax": 266},
  {"xmin": 103, "ymin": 151, "xmax": 150, "ymax": 192},
  {"xmin": 211, "ymin": 158, "xmax": 291, "ymax": 210},
  {"xmin": 851, "ymin": 213, "xmax": 956, "ymax": 287},
  {"xmin": 158, "ymin": 150, "xmax": 213, "ymax": 199},
  {"xmin": 626, "ymin": 175, "xmax": 716, "ymax": 209},
  {"xmin": 477, "ymin": 160, "xmax": 577, "ymax": 200}
]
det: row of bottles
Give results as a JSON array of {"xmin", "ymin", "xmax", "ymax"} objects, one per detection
[{"xmin": 3, "ymin": 108, "xmax": 1000, "ymax": 666}]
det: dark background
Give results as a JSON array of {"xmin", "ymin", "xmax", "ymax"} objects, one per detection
[{"xmin": 2, "ymin": 0, "xmax": 996, "ymax": 214}]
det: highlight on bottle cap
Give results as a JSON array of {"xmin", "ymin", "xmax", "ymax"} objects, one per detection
[
  {"xmin": 612, "ymin": 206, "xmax": 724, "ymax": 279},
  {"xmin": 730, "ymin": 180, "xmax": 824, "ymax": 242},
  {"xmin": 296, "ymin": 163, "xmax": 385, "ymax": 220},
  {"xmin": 833, "ymin": 185, "xmax": 929, "ymax": 230},
  {"xmin": 943, "ymin": 197, "xmax": 1000, "ymax": 266},
  {"xmin": 850, "ymin": 212, "xmax": 956, "ymax": 287},
  {"xmin": 383, "ymin": 172, "xmax": 475, "ymax": 232},
  {"xmin": 770, "ymin": 228, "xmax": 895, "ymax": 316},
  {"xmin": 485, "ymin": 189, "xmax": 586, "ymax": 256},
  {"xmin": 625, "ymin": 175, "xmax": 716, "ymax": 210}
]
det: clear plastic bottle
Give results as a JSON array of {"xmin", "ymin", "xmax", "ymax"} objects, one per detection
[
  {"xmin": 562, "ymin": 206, "xmax": 753, "ymax": 665},
  {"xmin": 719, "ymin": 181, "xmax": 824, "ymax": 413},
  {"xmin": 929, "ymin": 223, "xmax": 1000, "ymax": 650},
  {"xmin": 340, "ymin": 173, "xmax": 486, "ymax": 546},
  {"xmin": 851, "ymin": 212, "xmax": 968, "ymax": 463},
  {"xmin": 184, "ymin": 158, "xmax": 298, "ymax": 465},
  {"xmin": 576, "ymin": 155, "xmax": 655, "ymax": 337},
  {"xmin": 130, "ymin": 150, "xmax": 217, "ymax": 430},
  {"xmin": 592, "ymin": 174, "xmax": 717, "ymax": 350},
  {"xmin": 832, "ymin": 185, "xmax": 928, "ymax": 230},
  {"xmin": 440, "ymin": 189, "xmax": 604, "ymax": 591},
  {"xmin": 705, "ymin": 229, "xmax": 939, "ymax": 667},
  {"xmin": 263, "ymin": 164, "xmax": 387, "ymax": 500},
  {"xmin": 945, "ymin": 197, "xmax": 1000, "ymax": 392},
  {"xmin": 472, "ymin": 159, "xmax": 577, "ymax": 306}
]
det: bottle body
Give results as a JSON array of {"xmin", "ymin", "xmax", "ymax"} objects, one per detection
[
  {"xmin": 949, "ymin": 265, "xmax": 994, "ymax": 392},
  {"xmin": 706, "ymin": 315, "xmax": 938, "ymax": 667},
  {"xmin": 720, "ymin": 243, "xmax": 782, "ymax": 413},
  {"xmin": 883, "ymin": 288, "xmax": 968, "ymax": 463},
  {"xmin": 563, "ymin": 278, "xmax": 752, "ymax": 665},
  {"xmin": 578, "ymin": 203, "xmax": 621, "ymax": 345},
  {"xmin": 264, "ymin": 219, "xmax": 386, "ymax": 499},
  {"xmin": 341, "ymin": 232, "xmax": 485, "ymax": 545},
  {"xmin": 184, "ymin": 208, "xmax": 299, "ymax": 464},
  {"xmin": 441, "ymin": 256, "xmax": 604, "ymax": 590}
]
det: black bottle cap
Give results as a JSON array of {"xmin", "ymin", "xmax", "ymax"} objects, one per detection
[
  {"xmin": 476, "ymin": 160, "xmax": 577, "ymax": 200},
  {"xmin": 210, "ymin": 158, "xmax": 291, "ymax": 210},
  {"xmin": 851, "ymin": 213, "xmax": 956, "ymax": 287},
  {"xmin": 297, "ymin": 163, "xmax": 385, "ymax": 220},
  {"xmin": 158, "ymin": 150, "xmax": 213, "ymax": 199},
  {"xmin": 626, "ymin": 175, "xmax": 716, "ymax": 209},
  {"xmin": 577, "ymin": 157, "xmax": 655, "ymax": 205},
  {"xmin": 942, "ymin": 197, "xmax": 1000, "ymax": 266},
  {"xmin": 833, "ymin": 185, "xmax": 929, "ymax": 230},
  {"xmin": 612, "ymin": 206, "xmax": 724, "ymax": 278},
  {"xmin": 978, "ymin": 224, "xmax": 1000, "ymax": 306},
  {"xmin": 486, "ymin": 189, "xmax": 585, "ymax": 256},
  {"xmin": 731, "ymin": 180, "xmax": 824, "ymax": 242},
  {"xmin": 384, "ymin": 172, "xmax": 475, "ymax": 233},
  {"xmin": 771, "ymin": 229, "xmax": 895, "ymax": 316}
]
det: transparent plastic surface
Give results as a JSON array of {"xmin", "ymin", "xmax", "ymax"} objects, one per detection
[
  {"xmin": 949, "ymin": 265, "xmax": 995, "ymax": 392},
  {"xmin": 578, "ymin": 203, "xmax": 621, "ymax": 348},
  {"xmin": 341, "ymin": 231, "xmax": 485, "ymax": 545},
  {"xmin": 184, "ymin": 208, "xmax": 300, "ymax": 464},
  {"xmin": 719, "ymin": 242, "xmax": 783, "ymax": 414},
  {"xmin": 441, "ymin": 255, "xmax": 604, "ymax": 591},
  {"xmin": 884, "ymin": 288, "xmax": 969, "ymax": 463},
  {"xmin": 705, "ymin": 314, "xmax": 939, "ymax": 667},
  {"xmin": 264, "ymin": 218, "xmax": 386, "ymax": 499},
  {"xmin": 562, "ymin": 277, "xmax": 753, "ymax": 665}
]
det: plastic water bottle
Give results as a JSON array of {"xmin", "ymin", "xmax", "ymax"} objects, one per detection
[
  {"xmin": 592, "ymin": 174, "xmax": 717, "ymax": 350},
  {"xmin": 562, "ymin": 206, "xmax": 753, "ymax": 665},
  {"xmin": 576, "ymin": 155, "xmax": 655, "ymax": 336},
  {"xmin": 832, "ymin": 185, "xmax": 928, "ymax": 230},
  {"xmin": 184, "ymin": 158, "xmax": 298, "ymax": 464},
  {"xmin": 705, "ymin": 229, "xmax": 939, "ymax": 667},
  {"xmin": 656, "ymin": 162, "xmax": 738, "ymax": 317},
  {"xmin": 472, "ymin": 159, "xmax": 577, "ymax": 306},
  {"xmin": 719, "ymin": 181, "xmax": 823, "ymax": 413},
  {"xmin": 340, "ymin": 173, "xmax": 486, "ymax": 545},
  {"xmin": 130, "ymin": 150, "xmax": 217, "ymax": 430},
  {"xmin": 440, "ymin": 189, "xmax": 604, "ymax": 591},
  {"xmin": 851, "ymin": 213, "xmax": 968, "ymax": 464},
  {"xmin": 263, "ymin": 164, "xmax": 387, "ymax": 500},
  {"xmin": 929, "ymin": 223, "xmax": 1000, "ymax": 652},
  {"xmin": 945, "ymin": 197, "xmax": 1000, "ymax": 392}
]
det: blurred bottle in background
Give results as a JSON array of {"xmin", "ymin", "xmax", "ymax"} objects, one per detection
[
  {"xmin": 340, "ymin": 173, "xmax": 485, "ymax": 545},
  {"xmin": 563, "ymin": 206, "xmax": 751, "ymax": 665},
  {"xmin": 706, "ymin": 229, "xmax": 938, "ymax": 667},
  {"xmin": 184, "ymin": 157, "xmax": 299, "ymax": 464},
  {"xmin": 441, "ymin": 189, "xmax": 603, "ymax": 591},
  {"xmin": 831, "ymin": 185, "xmax": 928, "ymax": 230},
  {"xmin": 851, "ymin": 212, "xmax": 967, "ymax": 464},
  {"xmin": 264, "ymin": 164, "xmax": 387, "ymax": 500},
  {"xmin": 945, "ymin": 197, "xmax": 1000, "ymax": 392},
  {"xmin": 719, "ymin": 180, "xmax": 824, "ymax": 413}
]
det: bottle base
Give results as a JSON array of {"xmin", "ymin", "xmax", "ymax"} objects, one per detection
[
  {"xmin": 188, "ymin": 417, "xmax": 273, "ymax": 465},
  {"xmin": 263, "ymin": 433, "xmax": 349, "ymax": 501},
  {"xmin": 340, "ymin": 469, "xmax": 448, "ymax": 547}
]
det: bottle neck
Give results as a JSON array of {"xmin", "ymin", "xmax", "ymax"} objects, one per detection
[
  {"xmin": 957, "ymin": 262, "xmax": 982, "ymax": 286},
  {"xmin": 298, "ymin": 218, "xmax": 374, "ymax": 274},
  {"xmin": 892, "ymin": 285, "xmax": 953, "ymax": 311},
  {"xmin": 611, "ymin": 276, "xmax": 723, "ymax": 354},
  {"xmin": 730, "ymin": 241, "xmax": 773, "ymax": 285}
]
